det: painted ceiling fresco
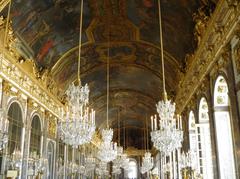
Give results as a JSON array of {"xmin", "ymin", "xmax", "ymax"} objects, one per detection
[
  {"xmin": 4, "ymin": 0, "xmax": 213, "ymax": 69},
  {"xmin": 2, "ymin": 0, "xmax": 217, "ymax": 149}
]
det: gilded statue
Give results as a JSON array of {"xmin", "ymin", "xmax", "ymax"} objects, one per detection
[
  {"xmin": 193, "ymin": 7, "xmax": 209, "ymax": 47},
  {"xmin": 44, "ymin": 72, "xmax": 57, "ymax": 94}
]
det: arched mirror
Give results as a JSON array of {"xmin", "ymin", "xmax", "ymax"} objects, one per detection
[
  {"xmin": 47, "ymin": 141, "xmax": 55, "ymax": 179},
  {"xmin": 7, "ymin": 102, "xmax": 23, "ymax": 154},
  {"xmin": 29, "ymin": 115, "xmax": 42, "ymax": 156}
]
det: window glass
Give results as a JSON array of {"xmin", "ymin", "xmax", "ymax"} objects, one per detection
[
  {"xmin": 214, "ymin": 76, "xmax": 236, "ymax": 179},
  {"xmin": 29, "ymin": 115, "xmax": 42, "ymax": 155},
  {"xmin": 127, "ymin": 160, "xmax": 137, "ymax": 179},
  {"xmin": 7, "ymin": 102, "xmax": 23, "ymax": 154},
  {"xmin": 198, "ymin": 98, "xmax": 213, "ymax": 179}
]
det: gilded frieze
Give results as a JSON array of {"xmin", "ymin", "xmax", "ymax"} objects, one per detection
[
  {"xmin": 176, "ymin": 0, "xmax": 240, "ymax": 113},
  {"xmin": 0, "ymin": 0, "xmax": 9, "ymax": 12},
  {"xmin": 233, "ymin": 40, "xmax": 240, "ymax": 75},
  {"xmin": 48, "ymin": 116, "xmax": 57, "ymax": 138}
]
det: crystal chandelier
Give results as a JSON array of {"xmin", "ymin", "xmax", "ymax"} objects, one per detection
[
  {"xmin": 95, "ymin": 161, "xmax": 109, "ymax": 177},
  {"xmin": 58, "ymin": 103, "xmax": 95, "ymax": 148},
  {"xmin": 151, "ymin": 112, "xmax": 183, "ymax": 155},
  {"xmin": 28, "ymin": 151, "xmax": 48, "ymax": 176},
  {"xmin": 112, "ymin": 164, "xmax": 121, "ymax": 175},
  {"xmin": 113, "ymin": 109, "xmax": 130, "ymax": 172},
  {"xmin": 97, "ymin": 31, "xmax": 117, "ymax": 162},
  {"xmin": 150, "ymin": 0, "xmax": 183, "ymax": 156},
  {"xmin": 68, "ymin": 161, "xmax": 79, "ymax": 175},
  {"xmin": 9, "ymin": 148, "xmax": 22, "ymax": 170},
  {"xmin": 97, "ymin": 129, "xmax": 117, "ymax": 162},
  {"xmin": 113, "ymin": 146, "xmax": 123, "ymax": 168},
  {"xmin": 58, "ymin": 0, "xmax": 95, "ymax": 148},
  {"xmin": 141, "ymin": 116, "xmax": 154, "ymax": 174},
  {"xmin": 121, "ymin": 154, "xmax": 130, "ymax": 170},
  {"xmin": 140, "ymin": 152, "xmax": 154, "ymax": 174},
  {"xmin": 179, "ymin": 150, "xmax": 198, "ymax": 170},
  {"xmin": 0, "ymin": 108, "xmax": 9, "ymax": 150},
  {"xmin": 113, "ymin": 146, "xmax": 130, "ymax": 172},
  {"xmin": 180, "ymin": 150, "xmax": 202, "ymax": 179},
  {"xmin": 85, "ymin": 155, "xmax": 97, "ymax": 172}
]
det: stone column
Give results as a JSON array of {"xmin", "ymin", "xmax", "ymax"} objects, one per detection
[
  {"xmin": 21, "ymin": 98, "xmax": 30, "ymax": 178},
  {"xmin": 0, "ymin": 77, "xmax": 3, "ymax": 106},
  {"xmin": 42, "ymin": 111, "xmax": 48, "ymax": 179}
]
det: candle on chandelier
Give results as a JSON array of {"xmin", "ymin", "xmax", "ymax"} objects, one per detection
[
  {"xmin": 87, "ymin": 107, "xmax": 89, "ymax": 119},
  {"xmin": 151, "ymin": 116, "xmax": 154, "ymax": 131},
  {"xmin": 0, "ymin": 119, "xmax": 2, "ymax": 132},
  {"xmin": 4, "ymin": 119, "xmax": 9, "ymax": 132},
  {"xmin": 93, "ymin": 110, "xmax": 96, "ymax": 125},
  {"xmin": 80, "ymin": 105, "xmax": 83, "ymax": 117},
  {"xmin": 154, "ymin": 115, "xmax": 157, "ymax": 130},
  {"xmin": 177, "ymin": 115, "xmax": 180, "ymax": 129},
  {"xmin": 180, "ymin": 116, "xmax": 182, "ymax": 129},
  {"xmin": 91, "ymin": 109, "xmax": 93, "ymax": 124}
]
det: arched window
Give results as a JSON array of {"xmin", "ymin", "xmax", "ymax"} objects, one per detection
[
  {"xmin": 57, "ymin": 141, "xmax": 65, "ymax": 179},
  {"xmin": 198, "ymin": 98, "xmax": 213, "ymax": 178},
  {"xmin": 29, "ymin": 115, "xmax": 42, "ymax": 156},
  {"xmin": 7, "ymin": 102, "xmax": 23, "ymax": 154},
  {"xmin": 126, "ymin": 160, "xmax": 138, "ymax": 179},
  {"xmin": 47, "ymin": 141, "xmax": 55, "ymax": 179},
  {"xmin": 188, "ymin": 111, "xmax": 197, "ymax": 152},
  {"xmin": 214, "ymin": 76, "xmax": 236, "ymax": 179},
  {"xmin": 58, "ymin": 141, "xmax": 65, "ymax": 165}
]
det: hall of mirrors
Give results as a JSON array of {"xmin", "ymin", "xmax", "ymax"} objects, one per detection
[{"xmin": 0, "ymin": 0, "xmax": 239, "ymax": 178}]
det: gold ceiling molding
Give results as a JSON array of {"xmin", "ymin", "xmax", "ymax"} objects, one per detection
[
  {"xmin": 51, "ymin": 41, "xmax": 179, "ymax": 79},
  {"xmin": 175, "ymin": 0, "xmax": 240, "ymax": 113},
  {"xmin": 125, "ymin": 147, "xmax": 155, "ymax": 157},
  {"xmin": 0, "ymin": 52, "xmax": 63, "ymax": 117},
  {"xmin": 0, "ymin": 0, "xmax": 9, "ymax": 12}
]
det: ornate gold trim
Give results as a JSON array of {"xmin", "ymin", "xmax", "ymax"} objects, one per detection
[
  {"xmin": 176, "ymin": 0, "xmax": 240, "ymax": 113},
  {"xmin": 0, "ymin": 52, "xmax": 63, "ymax": 118},
  {"xmin": 0, "ymin": 0, "xmax": 9, "ymax": 12}
]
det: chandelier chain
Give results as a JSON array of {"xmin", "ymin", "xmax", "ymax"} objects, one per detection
[
  {"xmin": 106, "ymin": 12, "xmax": 111, "ymax": 129},
  {"xmin": 146, "ymin": 115, "xmax": 148, "ymax": 151},
  {"xmin": 77, "ymin": 0, "xmax": 83, "ymax": 84},
  {"xmin": 158, "ymin": 0, "xmax": 167, "ymax": 98}
]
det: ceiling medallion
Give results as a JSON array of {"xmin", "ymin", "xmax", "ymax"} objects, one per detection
[{"xmin": 58, "ymin": 0, "xmax": 95, "ymax": 148}]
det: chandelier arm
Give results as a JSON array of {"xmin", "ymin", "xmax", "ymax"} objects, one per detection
[
  {"xmin": 4, "ymin": 0, "xmax": 12, "ymax": 47},
  {"xmin": 158, "ymin": 0, "xmax": 167, "ymax": 99},
  {"xmin": 77, "ymin": 0, "xmax": 84, "ymax": 84}
]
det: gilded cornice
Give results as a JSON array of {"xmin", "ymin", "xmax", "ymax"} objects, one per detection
[
  {"xmin": 0, "ymin": 16, "xmax": 64, "ymax": 119},
  {"xmin": 0, "ymin": 0, "xmax": 9, "ymax": 12},
  {"xmin": 176, "ymin": 0, "xmax": 240, "ymax": 113},
  {"xmin": 0, "ymin": 48, "xmax": 63, "ymax": 118}
]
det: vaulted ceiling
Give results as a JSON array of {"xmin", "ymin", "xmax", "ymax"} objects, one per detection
[{"xmin": 4, "ymin": 0, "xmax": 217, "ymax": 149}]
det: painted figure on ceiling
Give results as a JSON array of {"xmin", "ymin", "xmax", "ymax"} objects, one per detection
[{"xmin": 36, "ymin": 38, "xmax": 54, "ymax": 62}]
